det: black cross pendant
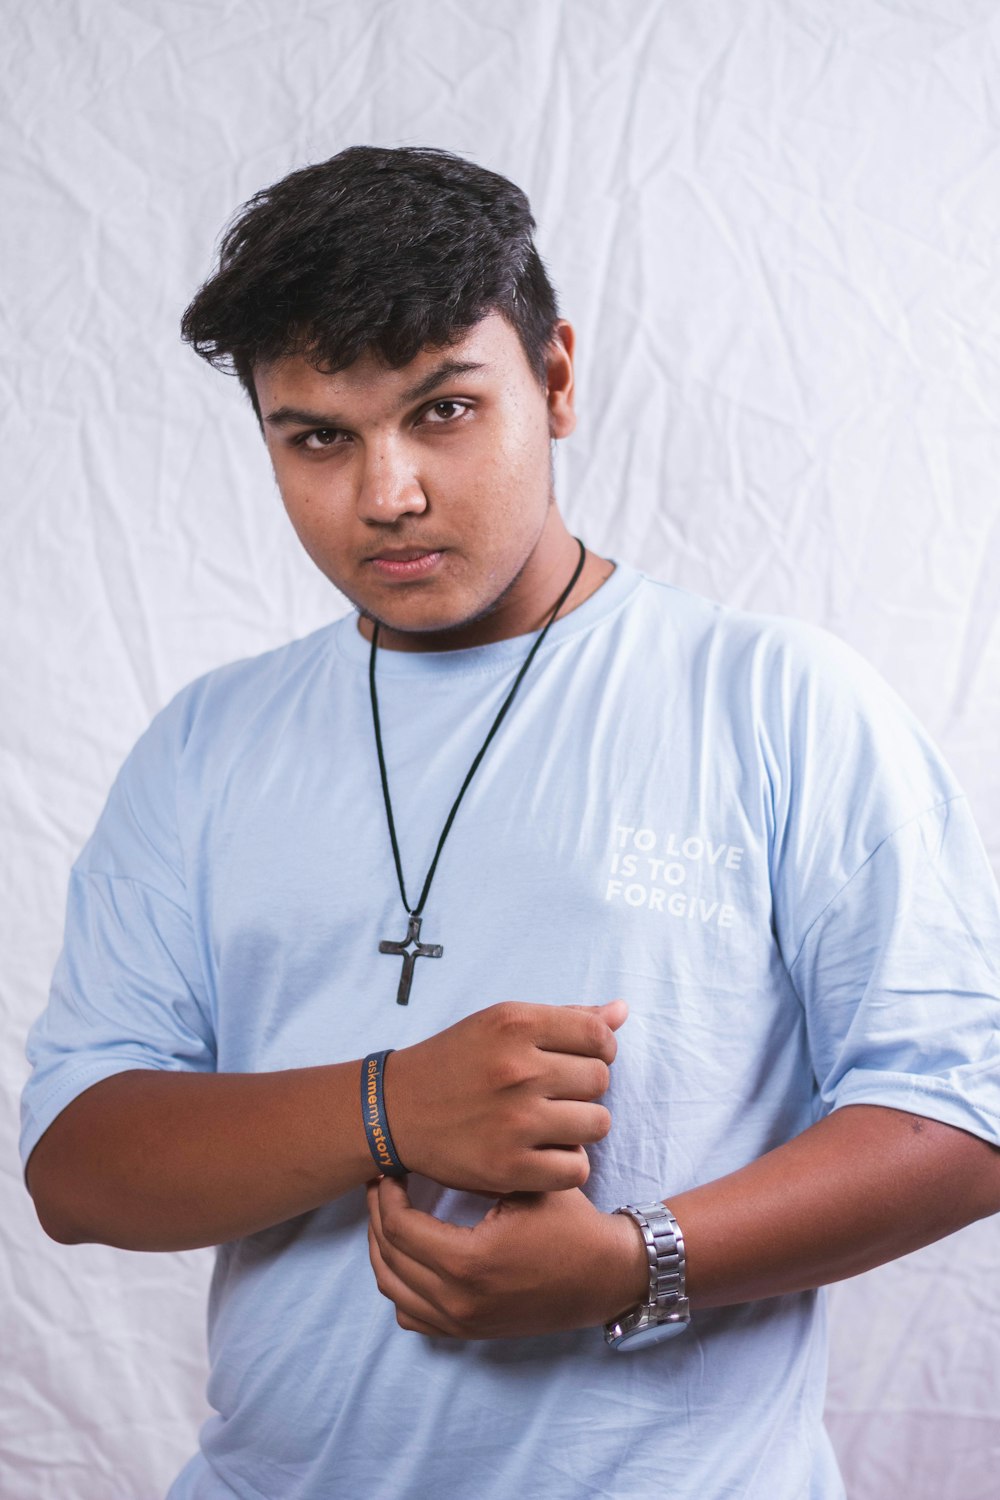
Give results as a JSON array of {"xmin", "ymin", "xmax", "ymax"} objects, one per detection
[{"xmin": 379, "ymin": 912, "xmax": 444, "ymax": 1005}]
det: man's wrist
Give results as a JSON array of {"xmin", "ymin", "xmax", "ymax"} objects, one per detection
[
  {"xmin": 377, "ymin": 1044, "xmax": 416, "ymax": 1173},
  {"xmin": 601, "ymin": 1204, "xmax": 653, "ymax": 1325}
]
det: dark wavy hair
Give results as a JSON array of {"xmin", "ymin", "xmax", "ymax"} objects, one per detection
[{"xmin": 180, "ymin": 144, "xmax": 561, "ymax": 426}]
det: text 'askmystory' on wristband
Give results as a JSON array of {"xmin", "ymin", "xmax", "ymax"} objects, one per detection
[{"xmin": 361, "ymin": 1049, "xmax": 408, "ymax": 1177}]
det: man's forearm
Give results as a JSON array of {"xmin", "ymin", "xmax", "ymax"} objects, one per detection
[
  {"xmin": 26, "ymin": 1065, "xmax": 375, "ymax": 1251},
  {"xmin": 661, "ymin": 1104, "xmax": 1000, "ymax": 1310}
]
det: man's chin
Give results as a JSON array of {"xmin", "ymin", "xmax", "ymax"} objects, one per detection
[
  {"xmin": 355, "ymin": 583, "xmax": 521, "ymax": 652},
  {"xmin": 357, "ymin": 606, "xmax": 487, "ymax": 650}
]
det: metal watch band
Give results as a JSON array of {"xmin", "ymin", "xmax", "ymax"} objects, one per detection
[{"xmin": 604, "ymin": 1201, "xmax": 690, "ymax": 1350}]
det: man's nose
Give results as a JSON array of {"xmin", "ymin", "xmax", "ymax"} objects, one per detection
[{"xmin": 355, "ymin": 439, "xmax": 427, "ymax": 522}]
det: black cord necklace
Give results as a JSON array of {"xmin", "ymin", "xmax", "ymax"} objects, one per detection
[{"xmin": 370, "ymin": 537, "xmax": 588, "ymax": 1004}]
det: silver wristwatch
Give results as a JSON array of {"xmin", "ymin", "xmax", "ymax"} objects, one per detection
[{"xmin": 604, "ymin": 1201, "xmax": 690, "ymax": 1352}]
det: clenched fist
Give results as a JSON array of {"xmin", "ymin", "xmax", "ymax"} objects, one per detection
[{"xmin": 383, "ymin": 999, "xmax": 627, "ymax": 1194}]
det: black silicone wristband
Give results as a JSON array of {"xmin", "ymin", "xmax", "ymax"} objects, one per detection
[{"xmin": 361, "ymin": 1050, "xmax": 408, "ymax": 1177}]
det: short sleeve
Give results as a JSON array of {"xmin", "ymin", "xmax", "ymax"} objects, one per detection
[
  {"xmin": 19, "ymin": 692, "xmax": 216, "ymax": 1172},
  {"xmin": 789, "ymin": 795, "xmax": 1000, "ymax": 1143}
]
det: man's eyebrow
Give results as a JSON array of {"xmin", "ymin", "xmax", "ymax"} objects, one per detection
[
  {"xmin": 399, "ymin": 358, "xmax": 488, "ymax": 405},
  {"xmin": 264, "ymin": 360, "xmax": 489, "ymax": 429}
]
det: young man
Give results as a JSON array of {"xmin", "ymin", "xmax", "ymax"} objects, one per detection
[{"xmin": 21, "ymin": 145, "xmax": 1000, "ymax": 1499}]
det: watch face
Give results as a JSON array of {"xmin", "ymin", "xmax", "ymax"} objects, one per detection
[{"xmin": 612, "ymin": 1317, "xmax": 689, "ymax": 1352}]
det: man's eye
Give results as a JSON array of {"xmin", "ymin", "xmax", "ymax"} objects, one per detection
[
  {"xmin": 297, "ymin": 429, "xmax": 344, "ymax": 450},
  {"xmin": 424, "ymin": 401, "xmax": 468, "ymax": 423}
]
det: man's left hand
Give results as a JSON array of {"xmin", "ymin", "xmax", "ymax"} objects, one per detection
[{"xmin": 366, "ymin": 1176, "xmax": 647, "ymax": 1340}]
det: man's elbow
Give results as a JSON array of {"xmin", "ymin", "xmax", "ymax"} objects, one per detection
[
  {"xmin": 25, "ymin": 1141, "xmax": 94, "ymax": 1246},
  {"xmin": 34, "ymin": 1207, "xmax": 88, "ymax": 1246},
  {"xmin": 983, "ymin": 1139, "xmax": 1000, "ymax": 1218}
]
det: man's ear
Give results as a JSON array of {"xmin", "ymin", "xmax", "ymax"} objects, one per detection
[{"xmin": 546, "ymin": 320, "xmax": 576, "ymax": 440}]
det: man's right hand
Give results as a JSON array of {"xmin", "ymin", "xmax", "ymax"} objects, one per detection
[{"xmin": 386, "ymin": 1000, "xmax": 628, "ymax": 1194}]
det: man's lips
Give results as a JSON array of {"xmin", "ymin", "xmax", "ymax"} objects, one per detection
[
  {"xmin": 368, "ymin": 547, "xmax": 443, "ymax": 561},
  {"xmin": 366, "ymin": 548, "xmax": 445, "ymax": 577}
]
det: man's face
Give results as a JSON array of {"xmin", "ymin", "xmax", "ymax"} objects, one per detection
[{"xmin": 256, "ymin": 312, "xmax": 577, "ymax": 650}]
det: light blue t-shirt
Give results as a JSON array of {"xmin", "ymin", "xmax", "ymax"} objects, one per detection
[{"xmin": 21, "ymin": 562, "xmax": 1000, "ymax": 1500}]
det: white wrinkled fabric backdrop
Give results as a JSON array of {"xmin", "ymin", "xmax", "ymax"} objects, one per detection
[{"xmin": 3, "ymin": 1, "xmax": 999, "ymax": 1495}]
